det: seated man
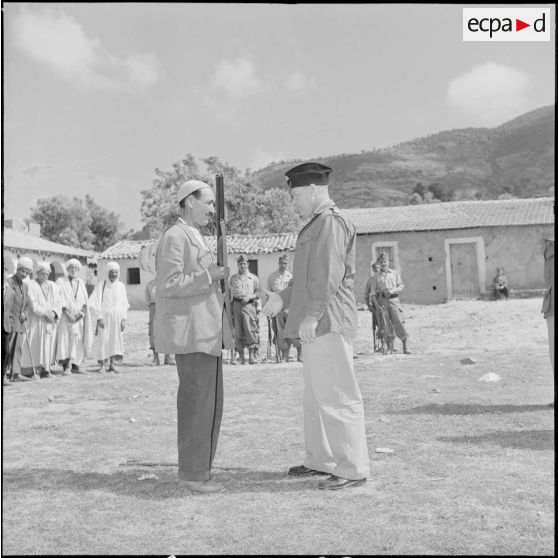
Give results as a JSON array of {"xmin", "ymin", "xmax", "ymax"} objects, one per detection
[{"xmin": 493, "ymin": 267, "xmax": 509, "ymax": 300}]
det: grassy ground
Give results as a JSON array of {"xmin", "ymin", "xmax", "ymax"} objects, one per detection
[{"xmin": 1, "ymin": 298, "xmax": 554, "ymax": 555}]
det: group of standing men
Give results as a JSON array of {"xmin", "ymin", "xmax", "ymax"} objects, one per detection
[
  {"xmin": 227, "ymin": 253, "xmax": 302, "ymax": 365},
  {"xmin": 2, "ymin": 258, "xmax": 130, "ymax": 385},
  {"xmin": 364, "ymin": 253, "xmax": 411, "ymax": 354},
  {"xmin": 153, "ymin": 162, "xmax": 369, "ymax": 493}
]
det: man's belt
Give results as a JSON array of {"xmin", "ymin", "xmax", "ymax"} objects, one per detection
[
  {"xmin": 388, "ymin": 294, "xmax": 399, "ymax": 299},
  {"xmin": 233, "ymin": 297, "xmax": 255, "ymax": 303}
]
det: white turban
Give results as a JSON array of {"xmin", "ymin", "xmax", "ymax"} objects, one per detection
[
  {"xmin": 66, "ymin": 258, "xmax": 82, "ymax": 270},
  {"xmin": 177, "ymin": 180, "xmax": 211, "ymax": 204},
  {"xmin": 106, "ymin": 262, "xmax": 120, "ymax": 273},
  {"xmin": 36, "ymin": 261, "xmax": 51, "ymax": 273},
  {"xmin": 17, "ymin": 257, "xmax": 34, "ymax": 272}
]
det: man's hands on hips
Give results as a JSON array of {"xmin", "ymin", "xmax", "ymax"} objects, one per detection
[{"xmin": 299, "ymin": 316, "xmax": 318, "ymax": 344}]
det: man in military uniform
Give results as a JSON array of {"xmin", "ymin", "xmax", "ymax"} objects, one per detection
[
  {"xmin": 372, "ymin": 254, "xmax": 411, "ymax": 355},
  {"xmin": 263, "ymin": 162, "xmax": 369, "ymax": 490},
  {"xmin": 229, "ymin": 254, "xmax": 261, "ymax": 364},
  {"xmin": 266, "ymin": 255, "xmax": 302, "ymax": 362}
]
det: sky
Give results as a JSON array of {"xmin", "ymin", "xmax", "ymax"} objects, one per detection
[{"xmin": 2, "ymin": 3, "xmax": 555, "ymax": 232}]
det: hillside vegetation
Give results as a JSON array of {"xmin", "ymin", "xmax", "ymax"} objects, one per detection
[{"xmin": 252, "ymin": 105, "xmax": 554, "ymax": 208}]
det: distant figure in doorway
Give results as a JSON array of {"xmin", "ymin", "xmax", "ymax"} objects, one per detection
[{"xmin": 493, "ymin": 267, "xmax": 509, "ymax": 300}]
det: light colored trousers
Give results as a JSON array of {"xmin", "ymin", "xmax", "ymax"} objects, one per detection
[{"xmin": 302, "ymin": 332, "xmax": 370, "ymax": 480}]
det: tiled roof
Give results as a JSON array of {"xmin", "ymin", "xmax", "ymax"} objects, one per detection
[
  {"xmin": 340, "ymin": 197, "xmax": 554, "ymax": 234},
  {"xmin": 98, "ymin": 197, "xmax": 554, "ymax": 260},
  {"xmin": 2, "ymin": 229, "xmax": 97, "ymax": 258},
  {"xmin": 99, "ymin": 233, "xmax": 298, "ymax": 260}
]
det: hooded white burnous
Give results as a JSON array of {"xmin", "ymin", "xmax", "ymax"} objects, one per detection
[{"xmin": 88, "ymin": 262, "xmax": 130, "ymax": 362}]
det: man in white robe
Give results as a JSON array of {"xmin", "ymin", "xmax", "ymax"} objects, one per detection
[
  {"xmin": 22, "ymin": 261, "xmax": 62, "ymax": 378},
  {"xmin": 89, "ymin": 261, "xmax": 130, "ymax": 373},
  {"xmin": 56, "ymin": 258, "xmax": 92, "ymax": 374}
]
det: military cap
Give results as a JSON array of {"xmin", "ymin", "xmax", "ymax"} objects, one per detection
[
  {"xmin": 177, "ymin": 179, "xmax": 211, "ymax": 204},
  {"xmin": 237, "ymin": 254, "xmax": 248, "ymax": 263},
  {"xmin": 285, "ymin": 162, "xmax": 332, "ymax": 188}
]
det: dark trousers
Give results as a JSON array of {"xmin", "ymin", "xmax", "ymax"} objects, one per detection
[
  {"xmin": 494, "ymin": 286, "xmax": 509, "ymax": 300},
  {"xmin": 176, "ymin": 352, "xmax": 223, "ymax": 481},
  {"xmin": 2, "ymin": 328, "xmax": 19, "ymax": 378}
]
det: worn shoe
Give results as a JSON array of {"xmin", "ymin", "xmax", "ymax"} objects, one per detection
[
  {"xmin": 180, "ymin": 478, "xmax": 225, "ymax": 494},
  {"xmin": 3, "ymin": 376, "xmax": 12, "ymax": 386},
  {"xmin": 288, "ymin": 465, "xmax": 329, "ymax": 477},
  {"xmin": 318, "ymin": 475, "xmax": 367, "ymax": 490},
  {"xmin": 71, "ymin": 364, "xmax": 83, "ymax": 374},
  {"xmin": 40, "ymin": 370, "xmax": 51, "ymax": 379}
]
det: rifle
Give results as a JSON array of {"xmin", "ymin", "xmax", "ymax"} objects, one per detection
[
  {"xmin": 266, "ymin": 317, "xmax": 273, "ymax": 361},
  {"xmin": 215, "ymin": 174, "xmax": 235, "ymax": 346}
]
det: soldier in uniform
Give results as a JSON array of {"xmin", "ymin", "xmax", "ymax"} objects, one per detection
[
  {"xmin": 229, "ymin": 255, "xmax": 261, "ymax": 364},
  {"xmin": 263, "ymin": 162, "xmax": 369, "ymax": 490},
  {"xmin": 266, "ymin": 254, "xmax": 302, "ymax": 362},
  {"xmin": 373, "ymin": 254, "xmax": 411, "ymax": 355}
]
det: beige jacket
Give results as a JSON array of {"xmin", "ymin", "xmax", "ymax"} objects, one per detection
[{"xmin": 154, "ymin": 219, "xmax": 233, "ymax": 356}]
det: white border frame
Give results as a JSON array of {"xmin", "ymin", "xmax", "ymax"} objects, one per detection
[{"xmin": 444, "ymin": 236, "xmax": 486, "ymax": 297}]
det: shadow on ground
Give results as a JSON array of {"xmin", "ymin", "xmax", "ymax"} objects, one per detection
[
  {"xmin": 437, "ymin": 429, "xmax": 554, "ymax": 451},
  {"xmin": 2, "ymin": 467, "xmax": 327, "ymax": 498},
  {"xmin": 387, "ymin": 403, "xmax": 553, "ymax": 416}
]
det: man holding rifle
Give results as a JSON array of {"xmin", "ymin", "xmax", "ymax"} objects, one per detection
[{"xmin": 154, "ymin": 179, "xmax": 233, "ymax": 494}]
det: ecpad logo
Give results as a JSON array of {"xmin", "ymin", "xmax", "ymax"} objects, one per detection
[{"xmin": 463, "ymin": 8, "xmax": 551, "ymax": 41}]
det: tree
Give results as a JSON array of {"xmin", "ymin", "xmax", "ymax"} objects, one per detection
[
  {"xmin": 29, "ymin": 196, "xmax": 95, "ymax": 250},
  {"xmin": 29, "ymin": 195, "xmax": 123, "ymax": 251},
  {"xmin": 139, "ymin": 154, "xmax": 301, "ymax": 236},
  {"xmin": 85, "ymin": 195, "xmax": 124, "ymax": 251}
]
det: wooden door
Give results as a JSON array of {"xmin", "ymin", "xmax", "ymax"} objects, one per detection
[{"xmin": 449, "ymin": 242, "xmax": 479, "ymax": 296}]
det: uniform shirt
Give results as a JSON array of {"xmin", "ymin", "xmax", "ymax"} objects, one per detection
[
  {"xmin": 375, "ymin": 268, "xmax": 404, "ymax": 296},
  {"xmin": 267, "ymin": 269, "xmax": 292, "ymax": 294},
  {"xmin": 279, "ymin": 199, "xmax": 358, "ymax": 340},
  {"xmin": 229, "ymin": 272, "xmax": 260, "ymax": 299},
  {"xmin": 493, "ymin": 273, "xmax": 508, "ymax": 288}
]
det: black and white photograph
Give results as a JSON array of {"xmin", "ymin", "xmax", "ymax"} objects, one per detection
[{"xmin": 1, "ymin": 3, "xmax": 555, "ymax": 555}]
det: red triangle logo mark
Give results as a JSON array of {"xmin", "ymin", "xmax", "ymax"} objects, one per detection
[{"xmin": 516, "ymin": 19, "xmax": 530, "ymax": 31}]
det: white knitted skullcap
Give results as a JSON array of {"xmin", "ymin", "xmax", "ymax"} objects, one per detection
[
  {"xmin": 177, "ymin": 180, "xmax": 211, "ymax": 204},
  {"xmin": 36, "ymin": 261, "xmax": 51, "ymax": 273},
  {"xmin": 17, "ymin": 257, "xmax": 34, "ymax": 272},
  {"xmin": 66, "ymin": 258, "xmax": 82, "ymax": 270}
]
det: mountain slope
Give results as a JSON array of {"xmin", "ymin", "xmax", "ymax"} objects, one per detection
[{"xmin": 252, "ymin": 105, "xmax": 554, "ymax": 207}]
